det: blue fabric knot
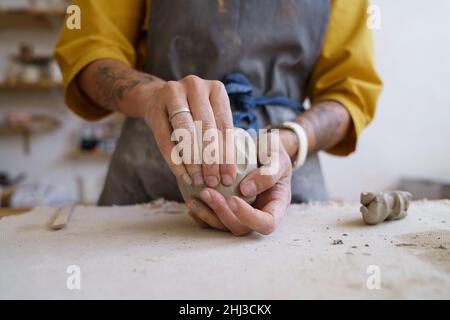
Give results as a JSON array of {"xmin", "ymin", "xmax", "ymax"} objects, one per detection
[{"xmin": 222, "ymin": 73, "xmax": 304, "ymax": 130}]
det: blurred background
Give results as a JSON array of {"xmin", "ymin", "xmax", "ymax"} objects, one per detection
[
  {"xmin": 0, "ymin": 0, "xmax": 449, "ymax": 208},
  {"xmin": 0, "ymin": 0, "xmax": 122, "ymax": 207},
  {"xmin": 322, "ymin": 0, "xmax": 450, "ymax": 201}
]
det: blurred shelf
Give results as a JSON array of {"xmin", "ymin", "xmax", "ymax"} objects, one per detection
[
  {"xmin": 69, "ymin": 150, "xmax": 113, "ymax": 160},
  {"xmin": 0, "ymin": 207, "xmax": 32, "ymax": 218},
  {"xmin": 0, "ymin": 7, "xmax": 66, "ymax": 17},
  {"xmin": 0, "ymin": 126, "xmax": 30, "ymax": 135},
  {"xmin": 0, "ymin": 124, "xmax": 58, "ymax": 135},
  {"xmin": 0, "ymin": 116, "xmax": 61, "ymax": 134},
  {"xmin": 0, "ymin": 80, "xmax": 63, "ymax": 91},
  {"xmin": 0, "ymin": 7, "xmax": 65, "ymax": 28}
]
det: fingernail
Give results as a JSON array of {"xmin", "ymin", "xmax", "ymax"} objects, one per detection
[
  {"xmin": 200, "ymin": 189, "xmax": 212, "ymax": 202},
  {"xmin": 192, "ymin": 173, "xmax": 204, "ymax": 186},
  {"xmin": 241, "ymin": 180, "xmax": 257, "ymax": 196},
  {"xmin": 227, "ymin": 197, "xmax": 238, "ymax": 212},
  {"xmin": 206, "ymin": 176, "xmax": 219, "ymax": 187},
  {"xmin": 221, "ymin": 174, "xmax": 233, "ymax": 186},
  {"xmin": 182, "ymin": 173, "xmax": 192, "ymax": 185}
]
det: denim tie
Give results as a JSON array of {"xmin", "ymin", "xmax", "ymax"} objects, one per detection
[{"xmin": 222, "ymin": 73, "xmax": 304, "ymax": 130}]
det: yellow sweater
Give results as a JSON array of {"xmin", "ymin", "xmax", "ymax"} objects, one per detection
[{"xmin": 55, "ymin": 0, "xmax": 382, "ymax": 155}]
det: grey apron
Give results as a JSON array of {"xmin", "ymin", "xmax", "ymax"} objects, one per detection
[{"xmin": 99, "ymin": 0, "xmax": 330, "ymax": 205}]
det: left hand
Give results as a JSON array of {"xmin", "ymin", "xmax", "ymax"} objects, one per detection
[{"xmin": 186, "ymin": 131, "xmax": 294, "ymax": 236}]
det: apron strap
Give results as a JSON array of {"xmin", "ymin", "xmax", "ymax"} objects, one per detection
[{"xmin": 223, "ymin": 73, "xmax": 305, "ymax": 130}]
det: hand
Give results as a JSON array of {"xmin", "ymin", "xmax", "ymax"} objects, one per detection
[
  {"xmin": 144, "ymin": 75, "xmax": 237, "ymax": 188},
  {"xmin": 186, "ymin": 131, "xmax": 294, "ymax": 236}
]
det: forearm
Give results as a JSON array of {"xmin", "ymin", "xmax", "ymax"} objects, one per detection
[
  {"xmin": 280, "ymin": 101, "xmax": 352, "ymax": 157},
  {"xmin": 78, "ymin": 62, "xmax": 351, "ymax": 156},
  {"xmin": 77, "ymin": 59, "xmax": 165, "ymax": 118}
]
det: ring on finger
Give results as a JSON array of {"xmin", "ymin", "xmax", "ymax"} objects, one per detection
[{"xmin": 168, "ymin": 106, "xmax": 191, "ymax": 122}]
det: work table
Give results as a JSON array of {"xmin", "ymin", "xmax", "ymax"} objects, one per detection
[{"xmin": 1, "ymin": 200, "xmax": 449, "ymax": 299}]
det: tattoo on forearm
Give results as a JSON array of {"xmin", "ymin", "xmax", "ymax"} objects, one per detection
[
  {"xmin": 93, "ymin": 63, "xmax": 155, "ymax": 111},
  {"xmin": 297, "ymin": 102, "xmax": 351, "ymax": 152}
]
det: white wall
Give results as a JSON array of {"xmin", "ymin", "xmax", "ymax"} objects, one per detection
[{"xmin": 321, "ymin": 0, "xmax": 450, "ymax": 201}]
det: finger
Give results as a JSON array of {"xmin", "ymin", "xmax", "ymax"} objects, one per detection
[
  {"xmin": 183, "ymin": 75, "xmax": 220, "ymax": 188},
  {"xmin": 239, "ymin": 147, "xmax": 291, "ymax": 197},
  {"xmin": 163, "ymin": 81, "xmax": 203, "ymax": 186},
  {"xmin": 209, "ymin": 80, "xmax": 236, "ymax": 187},
  {"xmin": 199, "ymin": 188, "xmax": 251, "ymax": 236},
  {"xmin": 226, "ymin": 196, "xmax": 276, "ymax": 235},
  {"xmin": 186, "ymin": 198, "xmax": 228, "ymax": 231},
  {"xmin": 149, "ymin": 103, "xmax": 190, "ymax": 182},
  {"xmin": 227, "ymin": 177, "xmax": 291, "ymax": 235},
  {"xmin": 188, "ymin": 211, "xmax": 209, "ymax": 229},
  {"xmin": 239, "ymin": 164, "xmax": 281, "ymax": 198}
]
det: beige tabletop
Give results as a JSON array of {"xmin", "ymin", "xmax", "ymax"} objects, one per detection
[{"xmin": 0, "ymin": 200, "xmax": 449, "ymax": 299}]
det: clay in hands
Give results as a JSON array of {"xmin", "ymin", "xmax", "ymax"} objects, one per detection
[{"xmin": 177, "ymin": 129, "xmax": 258, "ymax": 205}]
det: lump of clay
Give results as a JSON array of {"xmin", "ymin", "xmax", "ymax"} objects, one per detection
[
  {"xmin": 360, "ymin": 191, "xmax": 412, "ymax": 225},
  {"xmin": 177, "ymin": 129, "xmax": 258, "ymax": 205}
]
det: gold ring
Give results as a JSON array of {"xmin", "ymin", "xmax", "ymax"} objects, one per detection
[{"xmin": 168, "ymin": 107, "xmax": 191, "ymax": 122}]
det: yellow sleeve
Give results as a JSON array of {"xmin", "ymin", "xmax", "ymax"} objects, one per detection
[
  {"xmin": 307, "ymin": 0, "xmax": 383, "ymax": 156},
  {"xmin": 54, "ymin": 0, "xmax": 147, "ymax": 121}
]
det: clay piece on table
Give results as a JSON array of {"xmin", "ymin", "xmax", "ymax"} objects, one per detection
[
  {"xmin": 143, "ymin": 198, "xmax": 187, "ymax": 214},
  {"xmin": 360, "ymin": 190, "xmax": 412, "ymax": 225},
  {"xmin": 177, "ymin": 129, "xmax": 258, "ymax": 205}
]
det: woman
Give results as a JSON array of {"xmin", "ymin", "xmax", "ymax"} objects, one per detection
[{"xmin": 55, "ymin": 0, "xmax": 382, "ymax": 235}]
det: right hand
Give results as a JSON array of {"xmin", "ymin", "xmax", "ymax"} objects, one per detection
[
  {"xmin": 185, "ymin": 130, "xmax": 294, "ymax": 236},
  {"xmin": 143, "ymin": 75, "xmax": 237, "ymax": 188}
]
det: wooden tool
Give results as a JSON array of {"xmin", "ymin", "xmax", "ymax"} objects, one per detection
[{"xmin": 50, "ymin": 206, "xmax": 75, "ymax": 230}]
